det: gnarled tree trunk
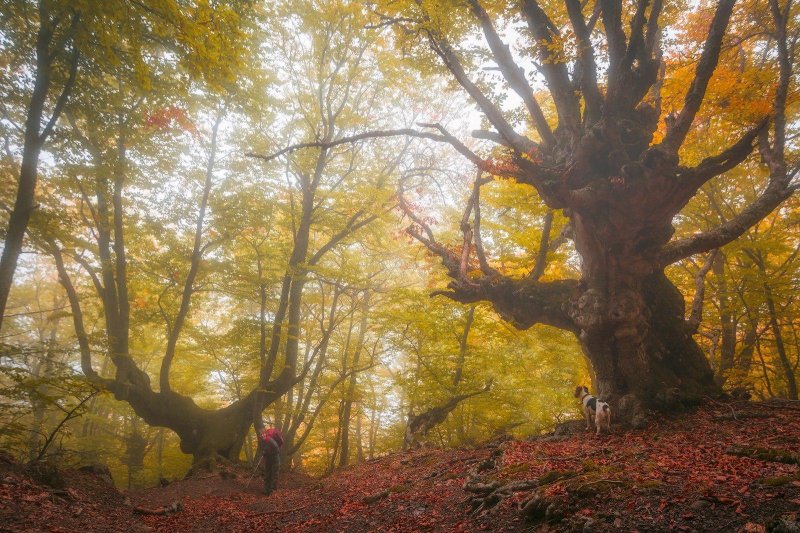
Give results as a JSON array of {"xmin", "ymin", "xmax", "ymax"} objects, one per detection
[
  {"xmin": 574, "ymin": 271, "xmax": 717, "ymax": 426},
  {"xmin": 368, "ymin": 0, "xmax": 798, "ymax": 425}
]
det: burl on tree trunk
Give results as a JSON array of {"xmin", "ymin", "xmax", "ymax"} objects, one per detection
[{"xmin": 574, "ymin": 272, "xmax": 717, "ymax": 426}]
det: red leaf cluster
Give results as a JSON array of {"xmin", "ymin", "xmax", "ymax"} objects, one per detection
[{"xmin": 144, "ymin": 106, "xmax": 198, "ymax": 135}]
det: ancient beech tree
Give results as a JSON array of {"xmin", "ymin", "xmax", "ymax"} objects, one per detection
[{"xmin": 372, "ymin": 0, "xmax": 797, "ymax": 422}]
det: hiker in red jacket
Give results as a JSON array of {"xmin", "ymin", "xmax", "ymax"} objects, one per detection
[{"xmin": 258, "ymin": 427, "xmax": 284, "ymax": 495}]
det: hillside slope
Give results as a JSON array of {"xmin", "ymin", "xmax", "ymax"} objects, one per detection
[{"xmin": 2, "ymin": 401, "xmax": 799, "ymax": 532}]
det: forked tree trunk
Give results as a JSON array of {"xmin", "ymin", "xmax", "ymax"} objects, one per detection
[{"xmin": 115, "ymin": 385, "xmax": 257, "ymax": 469}]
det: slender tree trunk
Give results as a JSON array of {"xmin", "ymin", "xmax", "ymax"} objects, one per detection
[
  {"xmin": 27, "ymin": 322, "xmax": 59, "ymax": 460},
  {"xmin": 737, "ymin": 319, "xmax": 757, "ymax": 372},
  {"xmin": 755, "ymin": 337, "xmax": 776, "ymax": 398},
  {"xmin": 338, "ymin": 291, "xmax": 369, "ymax": 468},
  {"xmin": 156, "ymin": 428, "xmax": 164, "ymax": 479},
  {"xmin": 0, "ymin": 8, "xmax": 78, "ymax": 329},
  {"xmin": 453, "ymin": 305, "xmax": 475, "ymax": 387},
  {"xmin": 761, "ymin": 277, "xmax": 798, "ymax": 399},
  {"xmin": 368, "ymin": 405, "xmax": 378, "ymax": 460},
  {"xmin": 712, "ymin": 253, "xmax": 736, "ymax": 384},
  {"xmin": 355, "ymin": 409, "xmax": 365, "ymax": 464}
]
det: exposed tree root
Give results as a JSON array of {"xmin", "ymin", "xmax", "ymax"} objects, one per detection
[
  {"xmin": 133, "ymin": 501, "xmax": 183, "ymax": 515},
  {"xmin": 725, "ymin": 446, "xmax": 800, "ymax": 465},
  {"xmin": 255, "ymin": 504, "xmax": 311, "ymax": 515},
  {"xmin": 361, "ymin": 490, "xmax": 390, "ymax": 504},
  {"xmin": 711, "ymin": 412, "xmax": 771, "ymax": 421},
  {"xmin": 461, "ymin": 445, "xmax": 583, "ymax": 515}
]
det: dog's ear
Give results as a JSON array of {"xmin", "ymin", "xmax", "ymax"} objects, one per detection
[{"xmin": 574, "ymin": 386, "xmax": 582, "ymax": 397}]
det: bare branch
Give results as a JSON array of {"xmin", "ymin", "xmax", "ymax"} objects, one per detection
[
  {"xmin": 247, "ymin": 125, "xmax": 483, "ymax": 167},
  {"xmin": 426, "ymin": 35, "xmax": 533, "ymax": 153},
  {"xmin": 308, "ymin": 210, "xmax": 380, "ymax": 266},
  {"xmin": 399, "ymin": 191, "xmax": 462, "ymax": 277},
  {"xmin": 33, "ymin": 390, "xmax": 98, "ymax": 463}
]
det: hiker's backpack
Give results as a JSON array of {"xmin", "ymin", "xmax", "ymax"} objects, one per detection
[{"xmin": 259, "ymin": 427, "xmax": 284, "ymax": 448}]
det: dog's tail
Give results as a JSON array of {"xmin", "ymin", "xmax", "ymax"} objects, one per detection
[{"xmin": 602, "ymin": 404, "xmax": 610, "ymax": 413}]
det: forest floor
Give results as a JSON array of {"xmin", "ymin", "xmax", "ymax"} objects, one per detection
[{"xmin": 2, "ymin": 401, "xmax": 799, "ymax": 532}]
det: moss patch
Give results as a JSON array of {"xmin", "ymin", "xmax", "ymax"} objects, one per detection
[{"xmin": 756, "ymin": 473, "xmax": 800, "ymax": 486}]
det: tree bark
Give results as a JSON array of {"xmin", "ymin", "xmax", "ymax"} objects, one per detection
[
  {"xmin": 575, "ymin": 271, "xmax": 718, "ymax": 426},
  {"xmin": 0, "ymin": 8, "xmax": 79, "ymax": 330},
  {"xmin": 758, "ymin": 263, "xmax": 798, "ymax": 399},
  {"xmin": 712, "ymin": 252, "xmax": 737, "ymax": 384},
  {"xmin": 338, "ymin": 291, "xmax": 369, "ymax": 468}
]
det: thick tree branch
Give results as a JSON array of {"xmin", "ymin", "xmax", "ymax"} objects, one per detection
[
  {"xmin": 433, "ymin": 276, "xmax": 579, "ymax": 332},
  {"xmin": 660, "ymin": 0, "xmax": 736, "ymax": 153},
  {"xmin": 520, "ymin": 0, "xmax": 581, "ymax": 132},
  {"xmin": 467, "ymin": 0, "xmax": 555, "ymax": 147},
  {"xmin": 564, "ymin": 0, "xmax": 603, "ymax": 124},
  {"xmin": 660, "ymin": 181, "xmax": 797, "ymax": 265},
  {"xmin": 644, "ymin": 0, "xmax": 664, "ymax": 57},
  {"xmin": 622, "ymin": 0, "xmax": 650, "ymax": 75},
  {"xmin": 599, "ymin": 0, "xmax": 629, "ymax": 109}
]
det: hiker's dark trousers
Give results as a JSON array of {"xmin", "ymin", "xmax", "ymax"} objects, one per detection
[{"xmin": 263, "ymin": 437, "xmax": 280, "ymax": 494}]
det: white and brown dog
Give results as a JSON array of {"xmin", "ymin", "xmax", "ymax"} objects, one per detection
[{"xmin": 574, "ymin": 385, "xmax": 611, "ymax": 435}]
